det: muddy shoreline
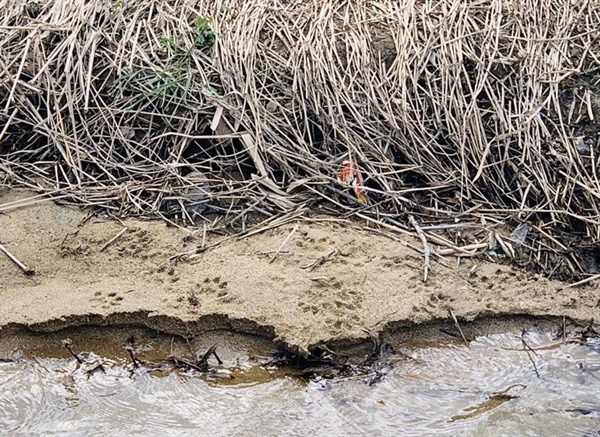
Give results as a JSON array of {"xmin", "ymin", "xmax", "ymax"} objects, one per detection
[
  {"xmin": 1, "ymin": 315, "xmax": 591, "ymax": 389},
  {"xmin": 1, "ymin": 189, "xmax": 598, "ymax": 356}
]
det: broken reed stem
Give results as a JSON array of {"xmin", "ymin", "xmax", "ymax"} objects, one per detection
[
  {"xmin": 409, "ymin": 215, "xmax": 431, "ymax": 282},
  {"xmin": 556, "ymin": 273, "xmax": 600, "ymax": 291},
  {"xmin": 448, "ymin": 309, "xmax": 469, "ymax": 347},
  {"xmin": 0, "ymin": 192, "xmax": 69, "ymax": 212},
  {"xmin": 301, "ymin": 248, "xmax": 338, "ymax": 271},
  {"xmin": 0, "ymin": 243, "xmax": 34, "ymax": 275},
  {"xmin": 100, "ymin": 227, "xmax": 128, "ymax": 252},
  {"xmin": 269, "ymin": 222, "xmax": 299, "ymax": 264}
]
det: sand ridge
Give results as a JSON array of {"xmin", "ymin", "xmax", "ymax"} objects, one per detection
[{"xmin": 0, "ymin": 189, "xmax": 598, "ymax": 355}]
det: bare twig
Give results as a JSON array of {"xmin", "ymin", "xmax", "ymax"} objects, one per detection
[
  {"xmin": 521, "ymin": 333, "xmax": 540, "ymax": 378},
  {"xmin": 196, "ymin": 342, "xmax": 221, "ymax": 368},
  {"xmin": 125, "ymin": 346, "xmax": 140, "ymax": 369}
]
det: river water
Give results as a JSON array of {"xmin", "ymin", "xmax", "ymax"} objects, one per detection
[{"xmin": 0, "ymin": 324, "xmax": 599, "ymax": 436}]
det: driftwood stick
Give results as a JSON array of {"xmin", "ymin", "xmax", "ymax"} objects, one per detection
[
  {"xmin": 0, "ymin": 243, "xmax": 34, "ymax": 275},
  {"xmin": 408, "ymin": 215, "xmax": 431, "ymax": 282}
]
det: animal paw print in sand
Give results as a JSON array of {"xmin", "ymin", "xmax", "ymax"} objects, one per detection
[
  {"xmin": 115, "ymin": 229, "xmax": 152, "ymax": 257},
  {"xmin": 92, "ymin": 290, "xmax": 125, "ymax": 309},
  {"xmin": 299, "ymin": 288, "xmax": 363, "ymax": 316},
  {"xmin": 202, "ymin": 276, "xmax": 232, "ymax": 300},
  {"xmin": 325, "ymin": 317, "xmax": 353, "ymax": 332},
  {"xmin": 175, "ymin": 292, "xmax": 199, "ymax": 312},
  {"xmin": 425, "ymin": 292, "xmax": 455, "ymax": 310},
  {"xmin": 177, "ymin": 277, "xmax": 235, "ymax": 309},
  {"xmin": 60, "ymin": 239, "xmax": 91, "ymax": 257},
  {"xmin": 298, "ymin": 301, "xmax": 320, "ymax": 315},
  {"xmin": 153, "ymin": 264, "xmax": 181, "ymax": 284}
]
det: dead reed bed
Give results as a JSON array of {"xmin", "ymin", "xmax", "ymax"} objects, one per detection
[{"xmin": 1, "ymin": 0, "xmax": 599, "ymax": 279}]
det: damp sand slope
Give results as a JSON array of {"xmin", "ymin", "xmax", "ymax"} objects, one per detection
[{"xmin": 0, "ymin": 189, "xmax": 598, "ymax": 354}]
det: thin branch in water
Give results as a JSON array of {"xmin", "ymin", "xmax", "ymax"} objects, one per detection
[
  {"xmin": 521, "ymin": 332, "xmax": 540, "ymax": 378},
  {"xmin": 62, "ymin": 338, "xmax": 83, "ymax": 365}
]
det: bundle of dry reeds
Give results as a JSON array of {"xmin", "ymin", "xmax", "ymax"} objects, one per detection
[{"xmin": 1, "ymin": 0, "xmax": 599, "ymax": 278}]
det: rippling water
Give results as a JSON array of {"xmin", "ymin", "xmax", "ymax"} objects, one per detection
[{"xmin": 1, "ymin": 328, "xmax": 599, "ymax": 436}]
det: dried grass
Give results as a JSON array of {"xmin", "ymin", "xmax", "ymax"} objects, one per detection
[{"xmin": 1, "ymin": 0, "xmax": 600, "ymax": 278}]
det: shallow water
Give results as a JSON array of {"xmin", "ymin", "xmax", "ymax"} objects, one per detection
[{"xmin": 1, "ymin": 328, "xmax": 599, "ymax": 436}]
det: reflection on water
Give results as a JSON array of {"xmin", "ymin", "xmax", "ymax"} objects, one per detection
[{"xmin": 0, "ymin": 329, "xmax": 599, "ymax": 436}]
